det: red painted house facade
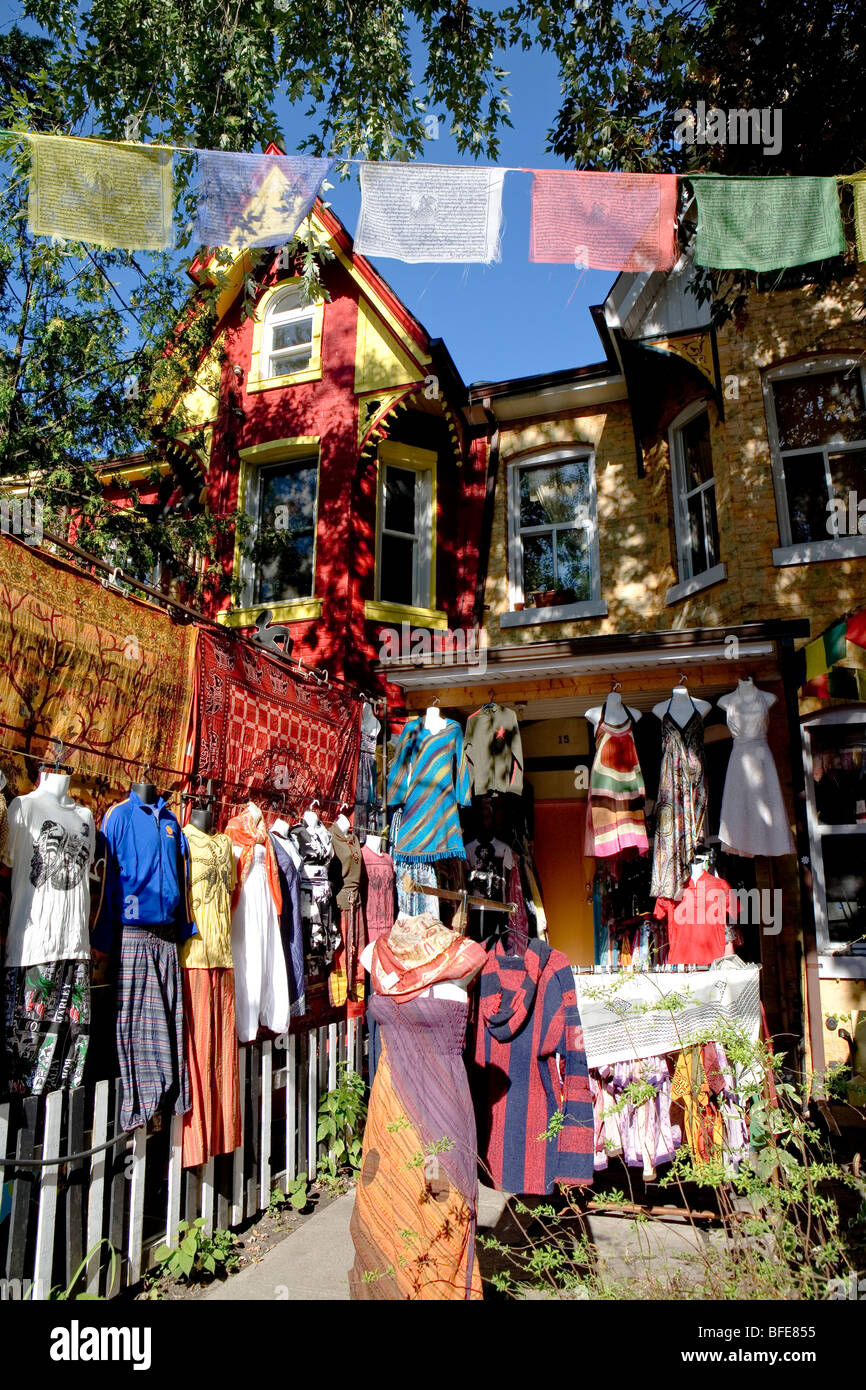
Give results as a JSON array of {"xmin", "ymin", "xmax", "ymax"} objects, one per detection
[{"xmin": 166, "ymin": 176, "xmax": 490, "ymax": 696}]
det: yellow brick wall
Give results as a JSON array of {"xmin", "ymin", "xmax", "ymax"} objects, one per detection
[{"xmin": 484, "ymin": 270, "xmax": 866, "ymax": 647}]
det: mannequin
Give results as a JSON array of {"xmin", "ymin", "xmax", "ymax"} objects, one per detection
[
  {"xmin": 365, "ymin": 832, "xmax": 383, "ymax": 856},
  {"xmin": 424, "ymin": 703, "xmax": 447, "ymax": 734},
  {"xmin": 360, "ymin": 939, "xmax": 478, "ymax": 1001},
  {"xmin": 131, "ymin": 780, "xmax": 159, "ymax": 804},
  {"xmin": 718, "ymin": 675, "xmax": 775, "ymax": 712},
  {"xmin": 271, "ymin": 817, "xmax": 303, "ymax": 870},
  {"xmin": 38, "ymin": 769, "xmax": 72, "ymax": 800},
  {"xmin": 652, "ymin": 683, "xmax": 711, "ymax": 728},
  {"xmin": 585, "ymin": 688, "xmax": 641, "ymax": 728},
  {"xmin": 334, "ymin": 802, "xmax": 352, "ymax": 834},
  {"xmin": 189, "ymin": 806, "xmax": 214, "ymax": 833},
  {"xmin": 302, "ymin": 800, "xmax": 323, "ymax": 830},
  {"xmin": 361, "ymin": 701, "xmax": 381, "ymax": 742}
]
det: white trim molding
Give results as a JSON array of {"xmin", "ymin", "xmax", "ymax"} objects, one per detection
[
  {"xmin": 500, "ymin": 599, "xmax": 608, "ymax": 628},
  {"xmin": 665, "ymin": 561, "xmax": 727, "ymax": 606}
]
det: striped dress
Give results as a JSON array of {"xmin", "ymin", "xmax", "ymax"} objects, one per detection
[
  {"xmin": 584, "ymin": 704, "xmax": 649, "ymax": 858},
  {"xmin": 386, "ymin": 718, "xmax": 471, "ymax": 862}
]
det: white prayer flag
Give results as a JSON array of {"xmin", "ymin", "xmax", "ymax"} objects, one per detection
[{"xmin": 354, "ymin": 162, "xmax": 505, "ymax": 264}]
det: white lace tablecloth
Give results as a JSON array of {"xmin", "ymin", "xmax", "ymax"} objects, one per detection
[{"xmin": 573, "ymin": 962, "xmax": 762, "ymax": 1068}]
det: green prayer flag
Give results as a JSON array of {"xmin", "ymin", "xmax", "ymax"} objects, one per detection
[{"xmin": 690, "ymin": 175, "xmax": 846, "ymax": 273}]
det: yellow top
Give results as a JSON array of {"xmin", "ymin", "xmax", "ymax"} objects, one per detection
[{"xmin": 180, "ymin": 825, "xmax": 236, "ymax": 970}]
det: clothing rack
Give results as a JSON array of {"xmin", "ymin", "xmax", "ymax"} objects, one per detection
[
  {"xmin": 574, "ymin": 963, "xmax": 712, "ymax": 974},
  {"xmin": 399, "ymin": 873, "xmax": 517, "ymax": 937}
]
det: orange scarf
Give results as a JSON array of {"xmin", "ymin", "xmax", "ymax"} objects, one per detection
[
  {"xmin": 225, "ymin": 805, "xmax": 282, "ymax": 915},
  {"xmin": 371, "ymin": 913, "xmax": 486, "ymax": 1002}
]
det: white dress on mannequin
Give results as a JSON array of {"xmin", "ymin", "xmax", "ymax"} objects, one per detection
[{"xmin": 718, "ymin": 680, "xmax": 794, "ymax": 857}]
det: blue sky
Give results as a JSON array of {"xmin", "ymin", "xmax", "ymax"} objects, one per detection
[
  {"xmin": 276, "ymin": 43, "xmax": 616, "ymax": 386},
  {"xmin": 0, "ymin": 2, "xmax": 617, "ymax": 386}
]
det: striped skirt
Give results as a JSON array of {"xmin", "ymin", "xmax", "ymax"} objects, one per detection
[
  {"xmin": 117, "ymin": 926, "xmax": 190, "ymax": 1132},
  {"xmin": 181, "ymin": 968, "xmax": 242, "ymax": 1168}
]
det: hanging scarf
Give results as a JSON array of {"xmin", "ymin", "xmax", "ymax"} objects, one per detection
[
  {"xmin": 371, "ymin": 912, "xmax": 486, "ymax": 1002},
  {"xmin": 225, "ymin": 804, "xmax": 282, "ymax": 914}
]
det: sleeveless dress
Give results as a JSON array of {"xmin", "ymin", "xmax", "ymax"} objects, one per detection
[
  {"xmin": 584, "ymin": 699, "xmax": 649, "ymax": 858},
  {"xmin": 718, "ymin": 686, "xmax": 794, "ymax": 857},
  {"xmin": 650, "ymin": 698, "xmax": 708, "ymax": 902},
  {"xmin": 350, "ymin": 993, "xmax": 484, "ymax": 1300}
]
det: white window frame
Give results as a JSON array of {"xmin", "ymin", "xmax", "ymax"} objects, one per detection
[
  {"xmin": 764, "ymin": 355, "xmax": 866, "ymax": 567},
  {"xmin": 375, "ymin": 442, "xmax": 435, "ymax": 611},
  {"xmin": 238, "ymin": 453, "xmax": 320, "ymax": 609},
  {"xmin": 669, "ymin": 400, "xmax": 722, "ymax": 582},
  {"xmin": 802, "ymin": 707, "xmax": 866, "ymax": 978},
  {"xmin": 504, "ymin": 448, "xmax": 605, "ymax": 625},
  {"xmin": 264, "ymin": 286, "xmax": 316, "ymax": 378}
]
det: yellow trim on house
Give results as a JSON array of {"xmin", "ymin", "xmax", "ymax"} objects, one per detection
[
  {"xmin": 374, "ymin": 439, "xmax": 439, "ymax": 614},
  {"xmin": 218, "ymin": 598, "xmax": 324, "ymax": 628},
  {"xmin": 364, "ymin": 600, "xmax": 449, "ymax": 630},
  {"xmin": 247, "ymin": 279, "xmax": 325, "ymax": 393},
  {"xmin": 238, "ymin": 436, "xmax": 320, "ymax": 465},
  {"xmin": 99, "ymin": 459, "xmax": 173, "ymax": 485},
  {"xmin": 354, "ymin": 297, "xmax": 427, "ymax": 395},
  {"xmin": 229, "ymin": 436, "xmax": 322, "ymax": 617}
]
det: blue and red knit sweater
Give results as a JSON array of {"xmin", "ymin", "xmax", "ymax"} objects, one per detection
[{"xmin": 471, "ymin": 939, "xmax": 594, "ymax": 1195}]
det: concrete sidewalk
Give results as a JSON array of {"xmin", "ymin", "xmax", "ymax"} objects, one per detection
[{"xmin": 203, "ymin": 1185, "xmax": 510, "ymax": 1301}]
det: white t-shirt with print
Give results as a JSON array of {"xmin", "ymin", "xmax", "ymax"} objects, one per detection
[{"xmin": 2, "ymin": 788, "xmax": 96, "ymax": 966}]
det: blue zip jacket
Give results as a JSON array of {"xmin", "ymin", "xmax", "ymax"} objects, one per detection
[{"xmin": 92, "ymin": 791, "xmax": 196, "ymax": 952}]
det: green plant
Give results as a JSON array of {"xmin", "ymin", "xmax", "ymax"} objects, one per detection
[
  {"xmin": 269, "ymin": 1175, "xmax": 310, "ymax": 1215},
  {"xmin": 316, "ymin": 1064, "xmax": 367, "ymax": 1188},
  {"xmin": 478, "ymin": 981, "xmax": 865, "ymax": 1302},
  {"xmin": 49, "ymin": 1239, "xmax": 117, "ymax": 1300},
  {"xmin": 152, "ymin": 1218, "xmax": 240, "ymax": 1283}
]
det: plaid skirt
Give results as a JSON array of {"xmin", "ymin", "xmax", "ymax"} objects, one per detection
[
  {"xmin": 2, "ymin": 959, "xmax": 90, "ymax": 1097},
  {"xmin": 117, "ymin": 926, "xmax": 190, "ymax": 1132}
]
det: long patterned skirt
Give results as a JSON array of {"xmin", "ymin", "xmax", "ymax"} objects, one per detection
[
  {"xmin": 350, "ymin": 993, "xmax": 483, "ymax": 1301},
  {"xmin": 181, "ymin": 968, "xmax": 242, "ymax": 1169},
  {"xmin": 117, "ymin": 926, "xmax": 190, "ymax": 1132},
  {"xmin": 2, "ymin": 959, "xmax": 89, "ymax": 1096}
]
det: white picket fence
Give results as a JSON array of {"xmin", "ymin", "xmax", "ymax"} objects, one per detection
[{"xmin": 0, "ymin": 1019, "xmax": 364, "ymax": 1300}]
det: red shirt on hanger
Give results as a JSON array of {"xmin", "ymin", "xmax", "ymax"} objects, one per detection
[{"xmin": 653, "ymin": 871, "xmax": 739, "ymax": 966}]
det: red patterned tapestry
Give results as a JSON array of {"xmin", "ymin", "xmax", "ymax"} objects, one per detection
[
  {"xmin": 195, "ymin": 629, "xmax": 362, "ymax": 825},
  {"xmin": 0, "ymin": 534, "xmax": 197, "ymax": 820}
]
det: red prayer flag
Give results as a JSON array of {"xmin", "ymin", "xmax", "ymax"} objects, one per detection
[{"xmin": 530, "ymin": 170, "xmax": 679, "ymax": 272}]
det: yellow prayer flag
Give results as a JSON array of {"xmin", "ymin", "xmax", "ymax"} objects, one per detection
[
  {"xmin": 26, "ymin": 133, "xmax": 173, "ymax": 251},
  {"xmin": 853, "ymin": 179, "xmax": 866, "ymax": 265}
]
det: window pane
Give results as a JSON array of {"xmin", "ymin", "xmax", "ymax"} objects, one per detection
[
  {"xmin": 822, "ymin": 835, "xmax": 866, "ymax": 947},
  {"xmin": 685, "ymin": 485, "xmax": 719, "ymax": 575},
  {"xmin": 828, "ymin": 449, "xmax": 866, "ymax": 502},
  {"xmin": 379, "ymin": 533, "xmax": 416, "ymax": 605},
  {"xmin": 254, "ymin": 462, "xmax": 316, "ymax": 602},
  {"xmin": 680, "ymin": 412, "xmax": 713, "ymax": 491},
  {"xmin": 269, "ymin": 347, "xmax": 312, "ymax": 375},
  {"xmin": 773, "ymin": 370, "xmax": 866, "ymax": 451},
  {"xmin": 555, "ymin": 528, "xmax": 591, "ymax": 600},
  {"xmin": 522, "ymin": 532, "xmax": 556, "ymax": 595},
  {"xmin": 272, "ymin": 319, "xmax": 313, "ymax": 352},
  {"xmin": 782, "ymin": 451, "xmax": 830, "ymax": 543},
  {"xmin": 519, "ymin": 460, "xmax": 589, "ymax": 528},
  {"xmin": 384, "ymin": 466, "xmax": 417, "ymax": 535},
  {"xmin": 811, "ymin": 724, "xmax": 866, "ymax": 826}
]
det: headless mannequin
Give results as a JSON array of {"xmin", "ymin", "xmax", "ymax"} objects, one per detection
[
  {"xmin": 131, "ymin": 781, "xmax": 159, "ymax": 804},
  {"xmin": 652, "ymin": 685, "xmax": 711, "ymax": 729},
  {"xmin": 189, "ymin": 806, "xmax": 214, "ymax": 833},
  {"xmin": 38, "ymin": 770, "xmax": 72, "ymax": 800},
  {"xmin": 359, "ymin": 939, "xmax": 481, "ymax": 1002},
  {"xmin": 585, "ymin": 690, "xmax": 641, "ymax": 728},
  {"xmin": 365, "ymin": 833, "xmax": 383, "ymax": 856},
  {"xmin": 271, "ymin": 818, "xmax": 303, "ymax": 869},
  {"xmin": 334, "ymin": 810, "xmax": 352, "ymax": 834},
  {"xmin": 424, "ymin": 705, "xmax": 447, "ymax": 735},
  {"xmin": 718, "ymin": 676, "xmax": 776, "ymax": 712}
]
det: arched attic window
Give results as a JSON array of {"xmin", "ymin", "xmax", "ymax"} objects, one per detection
[{"xmin": 264, "ymin": 284, "xmax": 316, "ymax": 377}]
